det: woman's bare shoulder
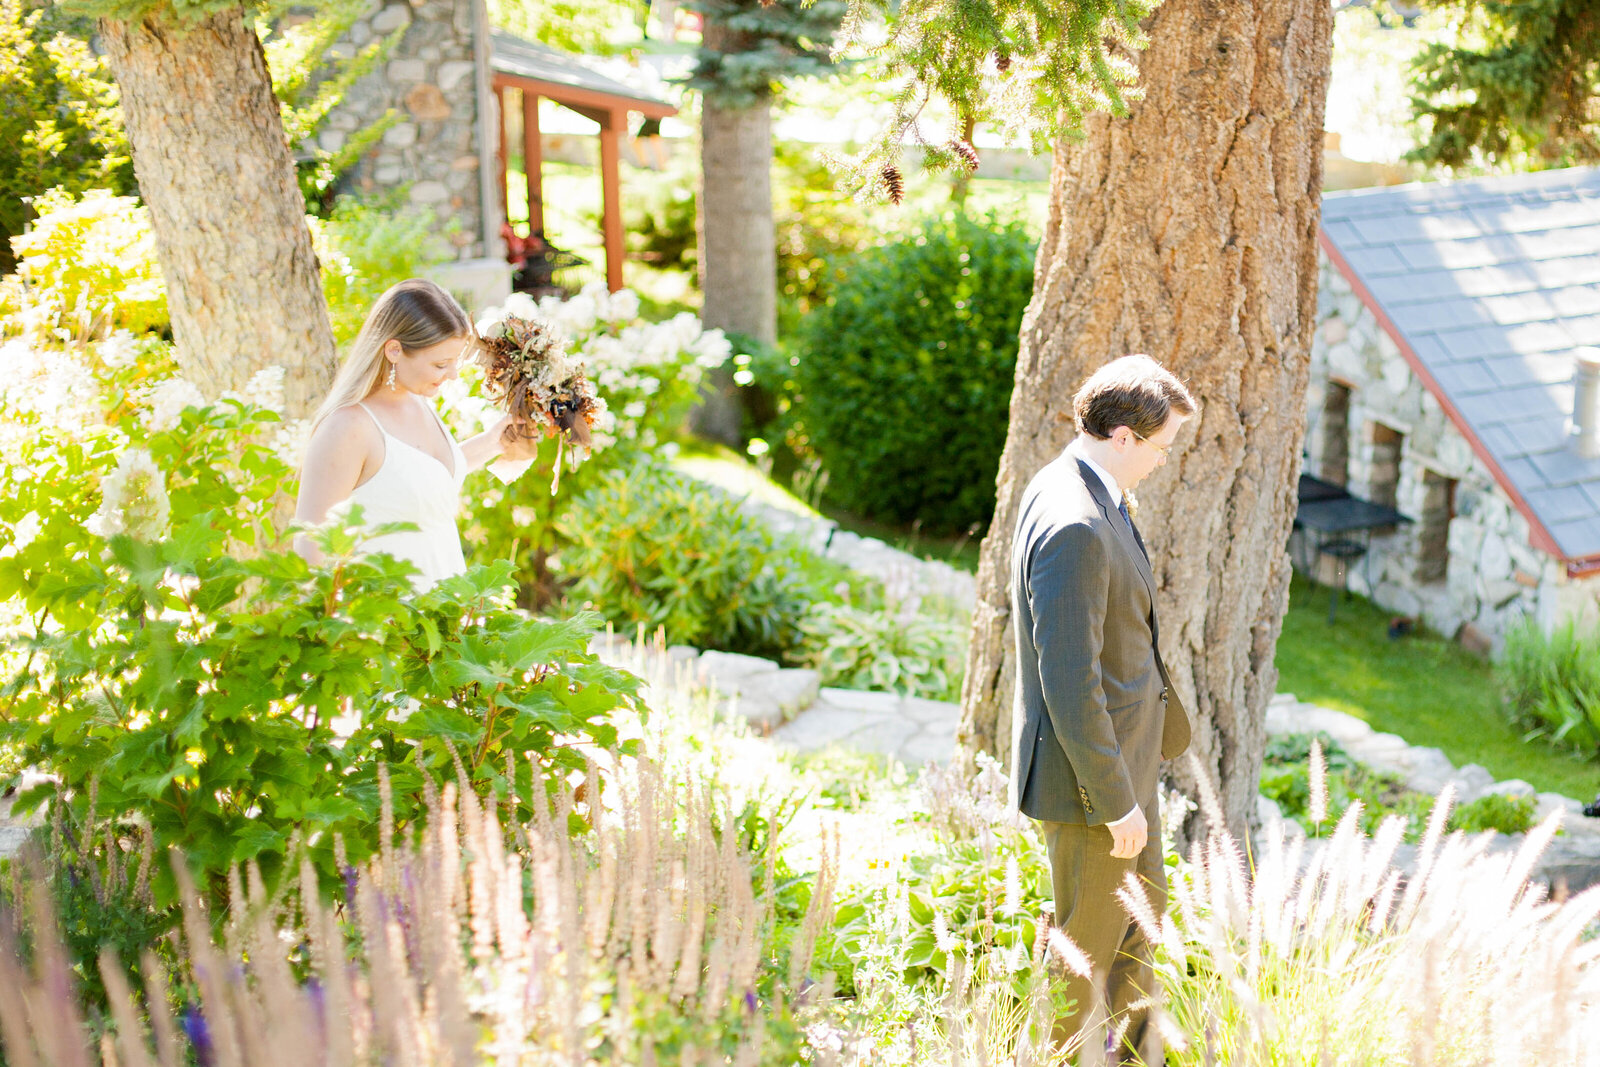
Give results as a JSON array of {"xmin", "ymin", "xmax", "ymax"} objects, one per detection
[{"xmin": 311, "ymin": 404, "xmax": 382, "ymax": 446}]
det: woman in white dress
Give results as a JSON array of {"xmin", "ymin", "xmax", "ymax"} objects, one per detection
[{"xmin": 294, "ymin": 279, "xmax": 532, "ymax": 587}]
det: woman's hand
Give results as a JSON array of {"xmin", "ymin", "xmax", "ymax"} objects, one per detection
[{"xmin": 496, "ymin": 414, "xmax": 542, "ymax": 462}]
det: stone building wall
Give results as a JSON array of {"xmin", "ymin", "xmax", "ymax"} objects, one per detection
[
  {"xmin": 1304, "ymin": 252, "xmax": 1600, "ymax": 650},
  {"xmin": 317, "ymin": 0, "xmax": 508, "ymax": 308}
]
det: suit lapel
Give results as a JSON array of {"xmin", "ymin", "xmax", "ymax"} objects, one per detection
[{"xmin": 1073, "ymin": 458, "xmax": 1156, "ymax": 601}]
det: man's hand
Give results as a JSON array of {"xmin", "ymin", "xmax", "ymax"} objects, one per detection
[{"xmin": 1106, "ymin": 805, "xmax": 1147, "ymax": 859}]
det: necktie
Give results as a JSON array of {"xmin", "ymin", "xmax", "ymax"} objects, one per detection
[{"xmin": 1118, "ymin": 497, "xmax": 1131, "ymax": 527}]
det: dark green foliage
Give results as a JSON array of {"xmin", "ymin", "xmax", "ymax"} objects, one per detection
[
  {"xmin": 1499, "ymin": 618, "xmax": 1600, "ymax": 757},
  {"xmin": 788, "ymin": 212, "xmax": 1035, "ymax": 534},
  {"xmin": 1410, "ymin": 0, "xmax": 1600, "ymax": 168},
  {"xmin": 556, "ymin": 460, "xmax": 826, "ymax": 659},
  {"xmin": 681, "ymin": 0, "xmax": 845, "ymax": 108},
  {"xmin": 0, "ymin": 0, "xmax": 135, "ymax": 273}
]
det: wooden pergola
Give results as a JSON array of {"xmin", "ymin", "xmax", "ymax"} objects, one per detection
[{"xmin": 491, "ymin": 33, "xmax": 677, "ymax": 292}]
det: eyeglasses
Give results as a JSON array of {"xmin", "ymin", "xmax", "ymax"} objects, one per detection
[{"xmin": 1131, "ymin": 430, "xmax": 1173, "ymax": 458}]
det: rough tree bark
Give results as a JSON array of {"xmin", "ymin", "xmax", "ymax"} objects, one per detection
[
  {"xmin": 101, "ymin": 6, "xmax": 337, "ymax": 419},
  {"xmin": 957, "ymin": 0, "xmax": 1333, "ymax": 838}
]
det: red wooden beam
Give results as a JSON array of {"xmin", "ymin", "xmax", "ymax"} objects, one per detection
[
  {"xmin": 491, "ymin": 72, "xmax": 676, "ymax": 121},
  {"xmin": 597, "ymin": 108, "xmax": 625, "ymax": 292}
]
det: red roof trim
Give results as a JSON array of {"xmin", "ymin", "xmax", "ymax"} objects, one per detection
[{"xmin": 1316, "ymin": 226, "xmax": 1570, "ymax": 561}]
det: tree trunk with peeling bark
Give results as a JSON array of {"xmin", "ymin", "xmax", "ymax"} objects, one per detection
[
  {"xmin": 958, "ymin": 0, "xmax": 1333, "ymax": 839},
  {"xmin": 101, "ymin": 7, "xmax": 337, "ymax": 418}
]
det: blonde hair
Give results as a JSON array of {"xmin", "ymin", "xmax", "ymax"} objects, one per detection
[{"xmin": 312, "ymin": 278, "xmax": 474, "ymax": 430}]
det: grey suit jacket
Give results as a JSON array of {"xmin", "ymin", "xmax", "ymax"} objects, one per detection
[{"xmin": 1010, "ymin": 452, "xmax": 1191, "ymax": 825}]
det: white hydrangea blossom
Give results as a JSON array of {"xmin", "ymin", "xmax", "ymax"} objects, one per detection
[
  {"xmin": 142, "ymin": 376, "xmax": 207, "ymax": 432},
  {"xmin": 86, "ymin": 447, "xmax": 170, "ymax": 542},
  {"xmin": 241, "ymin": 365, "xmax": 287, "ymax": 414},
  {"xmin": 269, "ymin": 417, "xmax": 312, "ymax": 469},
  {"xmin": 0, "ymin": 338, "xmax": 99, "ymax": 434}
]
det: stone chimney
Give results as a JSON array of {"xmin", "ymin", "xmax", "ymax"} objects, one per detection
[{"xmin": 1572, "ymin": 347, "xmax": 1600, "ymax": 459}]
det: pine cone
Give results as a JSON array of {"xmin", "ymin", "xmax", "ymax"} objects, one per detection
[
  {"xmin": 949, "ymin": 139, "xmax": 979, "ymax": 173},
  {"xmin": 995, "ymin": 50, "xmax": 1012, "ymax": 73},
  {"xmin": 881, "ymin": 163, "xmax": 904, "ymax": 205}
]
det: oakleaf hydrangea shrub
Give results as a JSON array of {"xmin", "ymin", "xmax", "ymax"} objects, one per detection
[
  {"xmin": 0, "ymin": 337, "xmax": 641, "ymax": 908},
  {"xmin": 788, "ymin": 212, "xmax": 1035, "ymax": 534}
]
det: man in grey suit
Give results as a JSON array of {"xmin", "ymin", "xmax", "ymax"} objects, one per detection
[{"xmin": 1010, "ymin": 354, "xmax": 1196, "ymax": 1064}]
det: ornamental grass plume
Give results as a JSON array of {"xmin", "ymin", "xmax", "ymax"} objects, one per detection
[
  {"xmin": 1143, "ymin": 756, "xmax": 1600, "ymax": 1066},
  {"xmin": 0, "ymin": 738, "xmax": 842, "ymax": 1065}
]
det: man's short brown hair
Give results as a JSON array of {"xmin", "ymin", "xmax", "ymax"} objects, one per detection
[{"xmin": 1072, "ymin": 354, "xmax": 1197, "ymax": 440}]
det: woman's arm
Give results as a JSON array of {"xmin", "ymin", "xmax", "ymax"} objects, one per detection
[
  {"xmin": 459, "ymin": 413, "xmax": 541, "ymax": 471},
  {"xmin": 294, "ymin": 410, "xmax": 378, "ymax": 563}
]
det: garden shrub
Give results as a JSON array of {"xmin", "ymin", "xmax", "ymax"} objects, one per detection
[
  {"xmin": 311, "ymin": 196, "xmax": 453, "ymax": 346},
  {"xmin": 0, "ymin": 338, "xmax": 641, "ymax": 907},
  {"xmin": 1450, "ymin": 791, "xmax": 1538, "ymax": 836},
  {"xmin": 788, "ymin": 211, "xmax": 1035, "ymax": 534},
  {"xmin": 556, "ymin": 460, "xmax": 819, "ymax": 659},
  {"xmin": 0, "ymin": 0, "xmax": 134, "ymax": 274},
  {"xmin": 1499, "ymin": 618, "xmax": 1600, "ymax": 757}
]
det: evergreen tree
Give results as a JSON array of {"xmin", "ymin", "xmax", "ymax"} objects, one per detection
[{"xmin": 1409, "ymin": 0, "xmax": 1600, "ymax": 168}]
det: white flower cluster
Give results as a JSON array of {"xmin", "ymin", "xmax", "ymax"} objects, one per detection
[
  {"xmin": 0, "ymin": 338, "xmax": 101, "ymax": 443},
  {"xmin": 86, "ymin": 447, "xmax": 170, "ymax": 542},
  {"xmin": 142, "ymin": 376, "xmax": 206, "ymax": 432}
]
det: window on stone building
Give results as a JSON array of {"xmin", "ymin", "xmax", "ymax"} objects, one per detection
[
  {"xmin": 1415, "ymin": 470, "xmax": 1456, "ymax": 584},
  {"xmin": 1368, "ymin": 422, "xmax": 1403, "ymax": 535},
  {"xmin": 1368, "ymin": 423, "xmax": 1402, "ymax": 506},
  {"xmin": 1319, "ymin": 381, "xmax": 1352, "ymax": 487}
]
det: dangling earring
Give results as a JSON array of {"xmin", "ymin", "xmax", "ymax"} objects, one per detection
[{"xmin": 386, "ymin": 361, "xmax": 397, "ymax": 390}]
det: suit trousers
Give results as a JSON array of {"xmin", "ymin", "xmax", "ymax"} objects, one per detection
[{"xmin": 1040, "ymin": 806, "xmax": 1165, "ymax": 1066}]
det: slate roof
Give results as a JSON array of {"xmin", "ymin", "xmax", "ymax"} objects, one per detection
[
  {"xmin": 491, "ymin": 32, "xmax": 675, "ymax": 116},
  {"xmin": 1320, "ymin": 167, "xmax": 1600, "ymax": 563}
]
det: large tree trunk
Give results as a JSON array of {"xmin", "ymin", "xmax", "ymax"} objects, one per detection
[
  {"xmin": 101, "ymin": 7, "xmax": 337, "ymax": 419},
  {"xmin": 958, "ymin": 0, "xmax": 1333, "ymax": 839}
]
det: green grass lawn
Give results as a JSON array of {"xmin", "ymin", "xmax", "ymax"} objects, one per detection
[{"xmin": 1275, "ymin": 573, "xmax": 1600, "ymax": 801}]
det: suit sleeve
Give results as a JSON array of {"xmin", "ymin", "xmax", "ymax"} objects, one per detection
[{"xmin": 1026, "ymin": 522, "xmax": 1136, "ymax": 825}]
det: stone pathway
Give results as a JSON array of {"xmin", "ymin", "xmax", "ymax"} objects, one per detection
[{"xmin": 588, "ymin": 635, "xmax": 963, "ymax": 767}]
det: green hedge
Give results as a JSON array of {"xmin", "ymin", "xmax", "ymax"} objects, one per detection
[{"xmin": 791, "ymin": 212, "xmax": 1035, "ymax": 534}]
